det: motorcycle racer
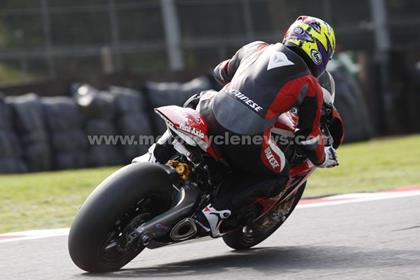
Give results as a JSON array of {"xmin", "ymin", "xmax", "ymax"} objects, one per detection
[{"xmin": 195, "ymin": 16, "xmax": 339, "ymax": 236}]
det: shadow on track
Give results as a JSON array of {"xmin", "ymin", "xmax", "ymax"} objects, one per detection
[{"xmin": 83, "ymin": 245, "xmax": 420, "ymax": 278}]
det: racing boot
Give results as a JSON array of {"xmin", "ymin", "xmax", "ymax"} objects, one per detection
[{"xmin": 195, "ymin": 204, "xmax": 231, "ymax": 238}]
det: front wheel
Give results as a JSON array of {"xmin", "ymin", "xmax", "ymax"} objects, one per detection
[
  {"xmin": 223, "ymin": 183, "xmax": 306, "ymax": 250},
  {"xmin": 68, "ymin": 163, "xmax": 174, "ymax": 273}
]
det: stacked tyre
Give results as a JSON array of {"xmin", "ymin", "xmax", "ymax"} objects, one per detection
[
  {"xmin": 6, "ymin": 94, "xmax": 51, "ymax": 172},
  {"xmin": 0, "ymin": 94, "xmax": 26, "ymax": 173},
  {"xmin": 332, "ymin": 66, "xmax": 373, "ymax": 142},
  {"xmin": 109, "ymin": 86, "xmax": 153, "ymax": 162},
  {"xmin": 73, "ymin": 85, "xmax": 123, "ymax": 167},
  {"xmin": 42, "ymin": 97, "xmax": 88, "ymax": 170}
]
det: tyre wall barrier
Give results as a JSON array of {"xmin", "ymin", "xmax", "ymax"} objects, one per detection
[{"xmin": 0, "ymin": 73, "xmax": 371, "ymax": 174}]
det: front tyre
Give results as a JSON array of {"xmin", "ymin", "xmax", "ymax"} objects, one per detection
[
  {"xmin": 68, "ymin": 163, "xmax": 173, "ymax": 273},
  {"xmin": 223, "ymin": 183, "xmax": 306, "ymax": 250}
]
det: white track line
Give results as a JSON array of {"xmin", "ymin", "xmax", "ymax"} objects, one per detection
[
  {"xmin": 1, "ymin": 189, "xmax": 420, "ymax": 244},
  {"xmin": 297, "ymin": 190, "xmax": 420, "ymax": 209},
  {"xmin": 0, "ymin": 228, "xmax": 69, "ymax": 244}
]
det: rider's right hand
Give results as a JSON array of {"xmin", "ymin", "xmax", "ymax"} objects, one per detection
[{"xmin": 320, "ymin": 146, "xmax": 339, "ymax": 168}]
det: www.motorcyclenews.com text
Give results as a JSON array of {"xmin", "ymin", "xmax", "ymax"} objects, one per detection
[{"xmin": 87, "ymin": 133, "xmax": 332, "ymax": 147}]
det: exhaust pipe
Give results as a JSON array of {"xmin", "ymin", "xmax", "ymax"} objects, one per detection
[
  {"xmin": 135, "ymin": 183, "xmax": 200, "ymax": 244},
  {"xmin": 170, "ymin": 218, "xmax": 197, "ymax": 241}
]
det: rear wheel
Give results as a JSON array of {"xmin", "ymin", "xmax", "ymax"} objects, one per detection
[
  {"xmin": 223, "ymin": 183, "xmax": 306, "ymax": 250},
  {"xmin": 68, "ymin": 163, "xmax": 174, "ymax": 272}
]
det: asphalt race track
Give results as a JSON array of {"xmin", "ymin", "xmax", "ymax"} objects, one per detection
[{"xmin": 1, "ymin": 194, "xmax": 420, "ymax": 280}]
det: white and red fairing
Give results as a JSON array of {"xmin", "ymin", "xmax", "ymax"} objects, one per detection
[{"xmin": 155, "ymin": 106, "xmax": 221, "ymax": 160}]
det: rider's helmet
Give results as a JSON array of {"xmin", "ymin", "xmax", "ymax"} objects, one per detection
[{"xmin": 283, "ymin": 15, "xmax": 336, "ymax": 78}]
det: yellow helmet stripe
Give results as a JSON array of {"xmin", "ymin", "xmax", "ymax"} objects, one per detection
[{"xmin": 301, "ymin": 22, "xmax": 336, "ymax": 51}]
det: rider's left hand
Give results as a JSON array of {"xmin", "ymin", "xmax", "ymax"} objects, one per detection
[{"xmin": 320, "ymin": 146, "xmax": 339, "ymax": 168}]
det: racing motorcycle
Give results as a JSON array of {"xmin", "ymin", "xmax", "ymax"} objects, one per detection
[{"xmin": 68, "ymin": 73, "xmax": 344, "ymax": 273}]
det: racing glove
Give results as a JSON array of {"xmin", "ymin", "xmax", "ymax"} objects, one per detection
[{"xmin": 320, "ymin": 146, "xmax": 339, "ymax": 168}]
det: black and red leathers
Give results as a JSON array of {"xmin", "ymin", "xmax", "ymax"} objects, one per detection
[{"xmin": 207, "ymin": 41, "xmax": 326, "ymax": 175}]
